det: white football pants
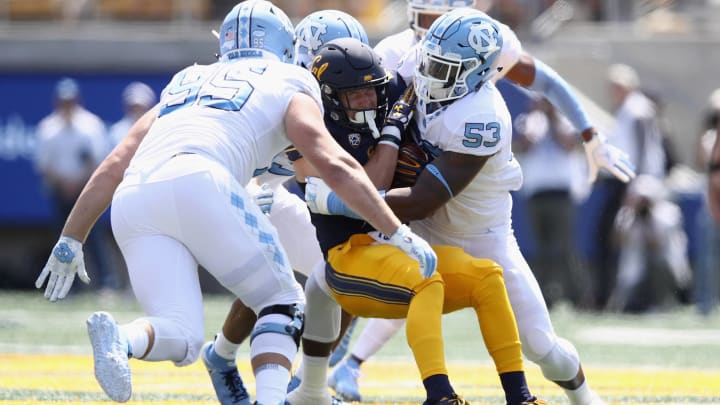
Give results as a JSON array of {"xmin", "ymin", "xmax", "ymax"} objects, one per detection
[
  {"xmin": 111, "ymin": 154, "xmax": 304, "ymax": 365},
  {"xmin": 266, "ymin": 182, "xmax": 323, "ymax": 278}
]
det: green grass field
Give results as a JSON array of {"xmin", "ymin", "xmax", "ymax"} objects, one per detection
[{"xmin": 1, "ymin": 290, "xmax": 719, "ymax": 404}]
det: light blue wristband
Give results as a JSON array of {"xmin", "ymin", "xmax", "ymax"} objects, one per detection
[
  {"xmin": 528, "ymin": 58, "xmax": 592, "ymax": 132},
  {"xmin": 326, "ymin": 190, "xmax": 386, "ymax": 220}
]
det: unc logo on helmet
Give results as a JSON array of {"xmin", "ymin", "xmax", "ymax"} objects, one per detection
[
  {"xmin": 468, "ymin": 22, "xmax": 500, "ymax": 55},
  {"xmin": 295, "ymin": 10, "xmax": 369, "ymax": 68},
  {"xmin": 218, "ymin": 0, "xmax": 295, "ymax": 63},
  {"xmin": 414, "ymin": 9, "xmax": 503, "ymax": 103},
  {"xmin": 297, "ymin": 21, "xmax": 327, "ymax": 56}
]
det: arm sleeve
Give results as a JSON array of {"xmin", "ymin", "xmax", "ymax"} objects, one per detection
[{"xmin": 527, "ymin": 58, "xmax": 592, "ymax": 132}]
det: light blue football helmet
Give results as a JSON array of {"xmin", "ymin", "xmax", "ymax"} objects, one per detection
[
  {"xmin": 407, "ymin": 0, "xmax": 476, "ymax": 38},
  {"xmin": 414, "ymin": 8, "xmax": 502, "ymax": 103},
  {"xmin": 294, "ymin": 10, "xmax": 369, "ymax": 68},
  {"xmin": 218, "ymin": 0, "xmax": 295, "ymax": 63}
]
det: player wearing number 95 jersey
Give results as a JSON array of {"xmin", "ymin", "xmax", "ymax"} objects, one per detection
[{"xmin": 33, "ymin": 2, "xmax": 436, "ymax": 404}]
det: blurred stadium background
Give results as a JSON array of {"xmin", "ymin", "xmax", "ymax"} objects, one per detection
[
  {"xmin": 1, "ymin": 0, "xmax": 720, "ymax": 403},
  {"xmin": 1, "ymin": 1, "xmax": 719, "ymax": 314}
]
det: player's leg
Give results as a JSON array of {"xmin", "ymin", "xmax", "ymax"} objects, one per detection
[
  {"xmin": 328, "ymin": 314, "xmax": 357, "ymax": 367},
  {"xmin": 286, "ymin": 264, "xmax": 343, "ymax": 405},
  {"xmin": 267, "ymin": 184, "xmax": 324, "ymax": 280},
  {"xmin": 202, "ymin": 179, "xmax": 323, "ymax": 402},
  {"xmin": 475, "ymin": 231, "xmax": 603, "ymax": 405},
  {"xmin": 324, "ymin": 234, "xmax": 463, "ymax": 405},
  {"xmin": 96, "ymin": 177, "xmax": 208, "ymax": 402},
  {"xmin": 413, "ymin": 220, "xmax": 603, "ymax": 405},
  {"xmin": 328, "ymin": 317, "xmax": 404, "ymax": 401},
  {"xmin": 435, "ymin": 245, "xmax": 540, "ymax": 405},
  {"xmin": 179, "ymin": 162, "xmax": 305, "ymax": 405},
  {"xmin": 500, "ymin": 236, "xmax": 602, "ymax": 404},
  {"xmin": 202, "ymin": 298, "xmax": 256, "ymax": 405}
]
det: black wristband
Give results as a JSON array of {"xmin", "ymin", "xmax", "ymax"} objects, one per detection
[
  {"xmin": 378, "ymin": 134, "xmax": 401, "ymax": 146},
  {"xmin": 710, "ymin": 162, "xmax": 720, "ymax": 173}
]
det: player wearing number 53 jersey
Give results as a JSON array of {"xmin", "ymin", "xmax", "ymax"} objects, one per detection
[{"xmin": 33, "ymin": 2, "xmax": 436, "ymax": 404}]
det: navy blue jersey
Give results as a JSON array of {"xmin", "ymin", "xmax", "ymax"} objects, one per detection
[{"xmin": 289, "ymin": 74, "xmax": 407, "ymax": 256}]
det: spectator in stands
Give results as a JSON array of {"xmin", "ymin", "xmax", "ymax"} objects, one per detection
[
  {"xmin": 34, "ymin": 77, "xmax": 117, "ymax": 293},
  {"xmin": 696, "ymin": 87, "xmax": 720, "ymax": 315},
  {"xmin": 585, "ymin": 63, "xmax": 668, "ymax": 310},
  {"xmin": 606, "ymin": 174, "xmax": 692, "ymax": 313},
  {"xmin": 109, "ymin": 82, "xmax": 156, "ymax": 148},
  {"xmin": 513, "ymin": 95, "xmax": 589, "ymax": 308}
]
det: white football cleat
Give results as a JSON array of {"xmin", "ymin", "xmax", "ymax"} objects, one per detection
[
  {"xmin": 285, "ymin": 386, "xmax": 346, "ymax": 405},
  {"xmin": 87, "ymin": 311, "xmax": 132, "ymax": 402}
]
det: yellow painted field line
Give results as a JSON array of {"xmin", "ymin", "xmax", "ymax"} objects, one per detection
[{"xmin": 1, "ymin": 353, "xmax": 719, "ymax": 404}]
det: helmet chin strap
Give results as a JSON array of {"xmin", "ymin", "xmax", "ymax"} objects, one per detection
[
  {"xmin": 366, "ymin": 112, "xmax": 380, "ymax": 139},
  {"xmin": 349, "ymin": 110, "xmax": 380, "ymax": 139}
]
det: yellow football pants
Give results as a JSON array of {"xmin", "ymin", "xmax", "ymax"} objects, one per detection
[{"xmin": 327, "ymin": 234, "xmax": 523, "ymax": 376}]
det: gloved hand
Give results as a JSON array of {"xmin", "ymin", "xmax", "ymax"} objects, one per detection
[
  {"xmin": 378, "ymin": 86, "xmax": 417, "ymax": 147},
  {"xmin": 247, "ymin": 181, "xmax": 274, "ymax": 214},
  {"xmin": 383, "ymin": 224, "xmax": 437, "ymax": 279},
  {"xmin": 35, "ymin": 236, "xmax": 90, "ymax": 301},
  {"xmin": 583, "ymin": 133, "xmax": 636, "ymax": 183},
  {"xmin": 305, "ymin": 176, "xmax": 364, "ymax": 220}
]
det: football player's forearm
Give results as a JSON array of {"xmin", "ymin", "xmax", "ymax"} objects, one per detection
[
  {"xmin": 363, "ymin": 144, "xmax": 399, "ymax": 190},
  {"xmin": 385, "ymin": 181, "xmax": 446, "ymax": 223},
  {"xmin": 322, "ymin": 159, "xmax": 401, "ymax": 235}
]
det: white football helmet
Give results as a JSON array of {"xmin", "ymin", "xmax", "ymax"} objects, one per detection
[
  {"xmin": 295, "ymin": 9, "xmax": 369, "ymax": 69},
  {"xmin": 218, "ymin": 0, "xmax": 295, "ymax": 64},
  {"xmin": 414, "ymin": 8, "xmax": 502, "ymax": 103},
  {"xmin": 407, "ymin": 0, "xmax": 476, "ymax": 38}
]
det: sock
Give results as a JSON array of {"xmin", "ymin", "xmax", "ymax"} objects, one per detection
[
  {"xmin": 300, "ymin": 354, "xmax": 330, "ymax": 394},
  {"xmin": 500, "ymin": 371, "xmax": 534, "ymax": 405},
  {"xmin": 119, "ymin": 321, "xmax": 149, "ymax": 359},
  {"xmin": 566, "ymin": 380, "xmax": 600, "ymax": 405},
  {"xmin": 254, "ymin": 363, "xmax": 291, "ymax": 405},
  {"xmin": 351, "ymin": 318, "xmax": 404, "ymax": 360},
  {"xmin": 423, "ymin": 374, "xmax": 454, "ymax": 401},
  {"xmin": 213, "ymin": 331, "xmax": 240, "ymax": 361}
]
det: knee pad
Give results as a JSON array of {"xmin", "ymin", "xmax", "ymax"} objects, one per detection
[
  {"xmin": 532, "ymin": 337, "xmax": 581, "ymax": 382},
  {"xmin": 250, "ymin": 304, "xmax": 304, "ymax": 348},
  {"xmin": 250, "ymin": 304, "xmax": 304, "ymax": 363}
]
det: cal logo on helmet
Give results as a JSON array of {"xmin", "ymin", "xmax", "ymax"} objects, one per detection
[{"xmin": 311, "ymin": 58, "xmax": 329, "ymax": 80}]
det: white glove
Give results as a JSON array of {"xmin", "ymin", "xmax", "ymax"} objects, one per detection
[
  {"xmin": 380, "ymin": 224, "xmax": 437, "ymax": 279},
  {"xmin": 583, "ymin": 133, "xmax": 636, "ymax": 183},
  {"xmin": 247, "ymin": 182, "xmax": 274, "ymax": 214},
  {"xmin": 35, "ymin": 236, "xmax": 90, "ymax": 301}
]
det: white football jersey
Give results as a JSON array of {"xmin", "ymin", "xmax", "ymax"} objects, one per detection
[
  {"xmin": 126, "ymin": 59, "xmax": 322, "ymax": 187},
  {"xmin": 374, "ymin": 22, "xmax": 522, "ymax": 84},
  {"xmin": 415, "ymin": 82, "xmax": 521, "ymax": 232}
]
